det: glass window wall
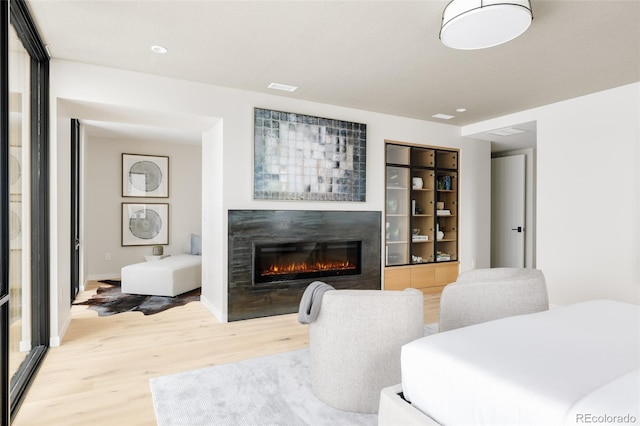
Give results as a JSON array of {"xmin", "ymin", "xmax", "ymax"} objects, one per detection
[
  {"xmin": 2, "ymin": 0, "xmax": 50, "ymax": 421},
  {"xmin": 8, "ymin": 19, "xmax": 32, "ymax": 387}
]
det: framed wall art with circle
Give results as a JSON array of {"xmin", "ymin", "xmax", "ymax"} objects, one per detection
[
  {"xmin": 122, "ymin": 153, "xmax": 169, "ymax": 198},
  {"xmin": 122, "ymin": 203, "xmax": 169, "ymax": 246}
]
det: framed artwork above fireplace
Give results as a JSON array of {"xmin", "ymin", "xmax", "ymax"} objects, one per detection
[{"xmin": 253, "ymin": 108, "xmax": 366, "ymax": 202}]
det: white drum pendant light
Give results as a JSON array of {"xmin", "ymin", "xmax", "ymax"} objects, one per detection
[{"xmin": 440, "ymin": 0, "xmax": 533, "ymax": 50}]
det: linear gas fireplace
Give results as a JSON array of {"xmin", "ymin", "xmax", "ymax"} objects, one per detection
[
  {"xmin": 254, "ymin": 241, "xmax": 362, "ymax": 284},
  {"xmin": 229, "ymin": 210, "xmax": 381, "ymax": 321}
]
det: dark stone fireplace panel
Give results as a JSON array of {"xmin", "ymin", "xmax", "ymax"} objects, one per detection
[{"xmin": 228, "ymin": 210, "xmax": 381, "ymax": 321}]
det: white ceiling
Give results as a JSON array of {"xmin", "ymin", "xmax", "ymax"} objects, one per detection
[{"xmin": 26, "ymin": 0, "xmax": 640, "ymax": 150}]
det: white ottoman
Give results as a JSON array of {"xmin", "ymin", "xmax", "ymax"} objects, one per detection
[{"xmin": 121, "ymin": 254, "xmax": 202, "ymax": 297}]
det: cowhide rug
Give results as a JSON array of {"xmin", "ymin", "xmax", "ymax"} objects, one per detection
[{"xmin": 73, "ymin": 280, "xmax": 200, "ymax": 316}]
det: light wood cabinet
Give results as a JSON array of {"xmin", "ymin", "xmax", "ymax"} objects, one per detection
[
  {"xmin": 384, "ymin": 262, "xmax": 459, "ymax": 294},
  {"xmin": 384, "ymin": 141, "xmax": 460, "ymax": 292}
]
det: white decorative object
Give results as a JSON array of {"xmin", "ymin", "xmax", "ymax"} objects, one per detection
[
  {"xmin": 412, "ymin": 177, "xmax": 423, "ymax": 189},
  {"xmin": 437, "ymin": 231, "xmax": 445, "ymax": 240},
  {"xmin": 144, "ymin": 255, "xmax": 170, "ymax": 262}
]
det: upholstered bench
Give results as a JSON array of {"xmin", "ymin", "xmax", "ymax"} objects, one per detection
[{"xmin": 121, "ymin": 254, "xmax": 202, "ymax": 297}]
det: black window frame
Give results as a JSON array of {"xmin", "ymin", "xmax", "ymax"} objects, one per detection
[{"xmin": 2, "ymin": 0, "xmax": 51, "ymax": 421}]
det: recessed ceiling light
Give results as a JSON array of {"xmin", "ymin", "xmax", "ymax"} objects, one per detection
[
  {"xmin": 456, "ymin": 108, "xmax": 467, "ymax": 113},
  {"xmin": 150, "ymin": 45, "xmax": 168, "ymax": 54},
  {"xmin": 487, "ymin": 127, "xmax": 527, "ymax": 136},
  {"xmin": 268, "ymin": 82, "xmax": 298, "ymax": 92},
  {"xmin": 432, "ymin": 113, "xmax": 456, "ymax": 120}
]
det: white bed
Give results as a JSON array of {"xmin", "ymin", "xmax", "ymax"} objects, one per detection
[
  {"xmin": 392, "ymin": 300, "xmax": 640, "ymax": 426},
  {"xmin": 121, "ymin": 254, "xmax": 202, "ymax": 297}
]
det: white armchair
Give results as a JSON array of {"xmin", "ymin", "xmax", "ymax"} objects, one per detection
[
  {"xmin": 439, "ymin": 268, "xmax": 549, "ymax": 332},
  {"xmin": 309, "ymin": 289, "xmax": 424, "ymax": 413}
]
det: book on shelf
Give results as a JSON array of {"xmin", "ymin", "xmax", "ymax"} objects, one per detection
[
  {"xmin": 437, "ymin": 209, "xmax": 451, "ymax": 216},
  {"xmin": 412, "ymin": 235, "xmax": 429, "ymax": 241},
  {"xmin": 436, "ymin": 251, "xmax": 451, "ymax": 261}
]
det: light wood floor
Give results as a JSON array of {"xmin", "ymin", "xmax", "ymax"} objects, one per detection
[{"xmin": 13, "ymin": 281, "xmax": 440, "ymax": 426}]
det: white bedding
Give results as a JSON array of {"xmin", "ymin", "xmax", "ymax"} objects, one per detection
[{"xmin": 401, "ymin": 300, "xmax": 640, "ymax": 426}]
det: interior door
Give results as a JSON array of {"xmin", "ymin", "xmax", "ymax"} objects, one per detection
[{"xmin": 491, "ymin": 155, "xmax": 525, "ymax": 267}]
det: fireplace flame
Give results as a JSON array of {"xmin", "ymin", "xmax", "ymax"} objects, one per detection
[{"xmin": 262, "ymin": 260, "xmax": 357, "ymax": 276}]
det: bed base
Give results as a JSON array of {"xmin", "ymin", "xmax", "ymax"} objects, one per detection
[{"xmin": 378, "ymin": 384, "xmax": 440, "ymax": 426}]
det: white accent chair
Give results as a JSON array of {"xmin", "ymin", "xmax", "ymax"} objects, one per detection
[
  {"xmin": 309, "ymin": 289, "xmax": 424, "ymax": 413},
  {"xmin": 439, "ymin": 267, "xmax": 549, "ymax": 332}
]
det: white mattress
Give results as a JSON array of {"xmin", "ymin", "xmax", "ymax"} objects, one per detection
[
  {"xmin": 401, "ymin": 300, "xmax": 640, "ymax": 426},
  {"xmin": 121, "ymin": 254, "xmax": 202, "ymax": 297}
]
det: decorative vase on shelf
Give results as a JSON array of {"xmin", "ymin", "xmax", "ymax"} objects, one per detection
[
  {"xmin": 412, "ymin": 177, "xmax": 423, "ymax": 189},
  {"xmin": 387, "ymin": 198, "xmax": 398, "ymax": 214}
]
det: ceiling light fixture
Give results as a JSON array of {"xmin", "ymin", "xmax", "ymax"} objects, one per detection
[
  {"xmin": 432, "ymin": 113, "xmax": 456, "ymax": 120},
  {"xmin": 150, "ymin": 45, "xmax": 168, "ymax": 54},
  {"xmin": 487, "ymin": 127, "xmax": 527, "ymax": 136},
  {"xmin": 268, "ymin": 82, "xmax": 298, "ymax": 92},
  {"xmin": 456, "ymin": 108, "xmax": 467, "ymax": 113},
  {"xmin": 439, "ymin": 0, "xmax": 533, "ymax": 50}
]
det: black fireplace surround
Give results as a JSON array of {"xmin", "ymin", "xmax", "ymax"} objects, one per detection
[{"xmin": 228, "ymin": 210, "xmax": 381, "ymax": 321}]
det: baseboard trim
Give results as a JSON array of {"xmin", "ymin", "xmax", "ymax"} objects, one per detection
[
  {"xmin": 200, "ymin": 294, "xmax": 227, "ymax": 323},
  {"xmin": 19, "ymin": 340, "xmax": 31, "ymax": 352},
  {"xmin": 85, "ymin": 273, "xmax": 121, "ymax": 283},
  {"xmin": 50, "ymin": 313, "xmax": 72, "ymax": 347}
]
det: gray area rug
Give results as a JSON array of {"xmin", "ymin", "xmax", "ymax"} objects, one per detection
[{"xmin": 150, "ymin": 349, "xmax": 377, "ymax": 426}]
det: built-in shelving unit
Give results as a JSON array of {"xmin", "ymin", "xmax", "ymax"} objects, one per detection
[{"xmin": 384, "ymin": 141, "xmax": 459, "ymax": 293}]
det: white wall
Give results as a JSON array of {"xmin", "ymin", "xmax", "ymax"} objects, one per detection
[
  {"xmin": 83, "ymin": 136, "xmax": 201, "ymax": 281},
  {"xmin": 49, "ymin": 59, "xmax": 491, "ymax": 337},
  {"xmin": 463, "ymin": 83, "xmax": 640, "ymax": 306}
]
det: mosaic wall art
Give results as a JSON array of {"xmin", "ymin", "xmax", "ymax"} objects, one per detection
[{"xmin": 254, "ymin": 108, "xmax": 366, "ymax": 201}]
